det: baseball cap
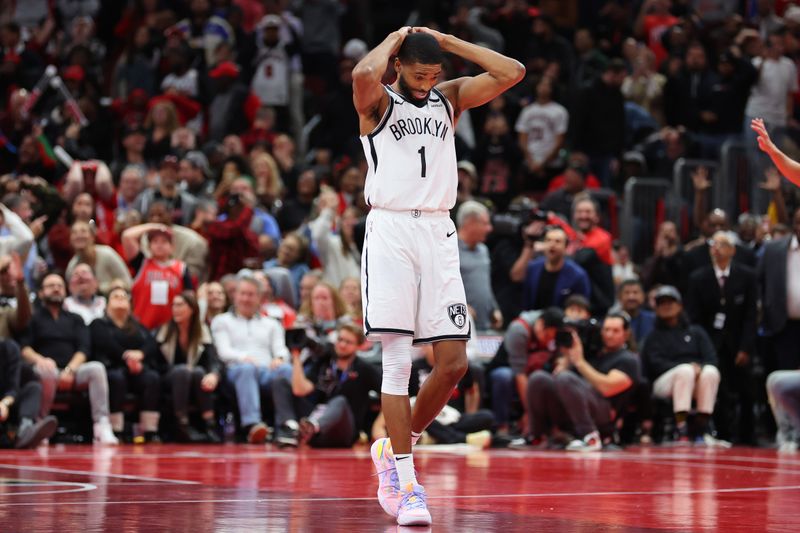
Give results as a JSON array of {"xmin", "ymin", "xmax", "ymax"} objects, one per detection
[
  {"xmin": 160, "ymin": 155, "xmax": 179, "ymax": 169},
  {"xmin": 209, "ymin": 61, "xmax": 240, "ymax": 79},
  {"xmin": 457, "ymin": 160, "xmax": 477, "ymax": 179},
  {"xmin": 261, "ymin": 14, "xmax": 282, "ymax": 28},
  {"xmin": 654, "ymin": 285, "xmax": 682, "ymax": 304},
  {"xmin": 183, "ymin": 150, "xmax": 210, "ymax": 176}
]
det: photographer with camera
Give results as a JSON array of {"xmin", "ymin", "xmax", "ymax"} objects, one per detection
[
  {"xmin": 526, "ymin": 312, "xmax": 639, "ymax": 452},
  {"xmin": 271, "ymin": 323, "xmax": 381, "ymax": 448}
]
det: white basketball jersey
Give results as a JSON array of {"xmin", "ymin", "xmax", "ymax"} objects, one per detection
[{"xmin": 360, "ymin": 85, "xmax": 458, "ymax": 211}]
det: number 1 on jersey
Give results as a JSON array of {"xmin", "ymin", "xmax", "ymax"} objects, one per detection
[{"xmin": 417, "ymin": 146, "xmax": 427, "ymax": 178}]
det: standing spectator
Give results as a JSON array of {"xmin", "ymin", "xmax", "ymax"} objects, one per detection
[
  {"xmin": 521, "ymin": 226, "xmax": 590, "ymax": 311},
  {"xmin": 663, "ymin": 42, "xmax": 717, "ymax": 132},
  {"xmin": 622, "ymin": 47, "xmax": 666, "ymax": 125},
  {"xmin": 211, "ymin": 276, "xmax": 291, "ymax": 444},
  {"xmin": 539, "ymin": 163, "xmax": 589, "ymax": 220},
  {"xmin": 122, "ymin": 224, "xmax": 193, "ymax": 331},
  {"xmin": 634, "ymin": 0, "xmax": 678, "ymax": 68},
  {"xmin": 66, "ymin": 221, "xmax": 132, "ymax": 294},
  {"xmin": 250, "ymin": 14, "xmax": 301, "ymax": 134},
  {"xmin": 571, "ymin": 59, "xmax": 627, "ymax": 187},
  {"xmin": 276, "ymin": 168, "xmax": 318, "ymax": 233},
  {"xmin": 456, "ymin": 201, "xmax": 502, "ymax": 331},
  {"xmin": 20, "ymin": 273, "xmax": 118, "ymax": 444},
  {"xmin": 173, "ymin": 0, "xmax": 235, "ymax": 67},
  {"xmin": 640, "ymin": 286, "xmax": 726, "ymax": 445},
  {"xmin": 63, "ymin": 263, "xmax": 106, "ymax": 325},
  {"xmin": 0, "ymin": 339, "xmax": 57, "ymax": 449},
  {"xmin": 207, "ymin": 61, "xmax": 261, "ymax": 142},
  {"xmin": 472, "ymin": 111, "xmax": 521, "ymax": 211},
  {"xmin": 271, "ymin": 323, "xmax": 381, "ymax": 448},
  {"xmin": 515, "ymin": 76, "xmax": 568, "ymax": 186},
  {"xmin": 205, "ymin": 190, "xmax": 259, "ymax": 281},
  {"xmin": 686, "ymin": 231, "xmax": 758, "ymax": 444},
  {"xmin": 641, "ymin": 221, "xmax": 685, "ymax": 291},
  {"xmin": 143, "ymin": 100, "xmax": 180, "ymax": 164},
  {"xmin": 745, "ymin": 28, "xmax": 799, "ymax": 179},
  {"xmin": 90, "ymin": 287, "xmax": 164, "ymax": 443},
  {"xmin": 758, "ymin": 207, "xmax": 800, "ymax": 370},
  {"xmin": 156, "ymin": 291, "xmax": 222, "ymax": 443}
]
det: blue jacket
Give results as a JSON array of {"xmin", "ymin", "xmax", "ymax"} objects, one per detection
[{"xmin": 522, "ymin": 258, "xmax": 591, "ymax": 310}]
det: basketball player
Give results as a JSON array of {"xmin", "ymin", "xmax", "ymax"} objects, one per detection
[
  {"xmin": 353, "ymin": 27, "xmax": 524, "ymax": 526},
  {"xmin": 752, "ymin": 117, "xmax": 800, "ymax": 187}
]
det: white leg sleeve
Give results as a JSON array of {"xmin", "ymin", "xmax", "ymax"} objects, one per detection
[{"xmin": 380, "ymin": 334, "xmax": 413, "ymax": 395}]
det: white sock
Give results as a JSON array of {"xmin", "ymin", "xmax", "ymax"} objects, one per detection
[
  {"xmin": 394, "ymin": 453, "xmax": 417, "ymax": 488},
  {"xmin": 411, "ymin": 431, "xmax": 422, "ymax": 446}
]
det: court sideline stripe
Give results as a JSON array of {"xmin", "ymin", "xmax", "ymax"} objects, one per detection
[{"xmin": 0, "ymin": 464, "xmax": 199, "ymax": 485}]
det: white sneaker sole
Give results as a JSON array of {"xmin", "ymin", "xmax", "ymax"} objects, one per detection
[{"xmin": 397, "ymin": 509, "xmax": 432, "ymax": 526}]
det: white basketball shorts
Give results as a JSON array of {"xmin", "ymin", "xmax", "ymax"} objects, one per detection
[{"xmin": 361, "ymin": 208, "xmax": 471, "ymax": 344}]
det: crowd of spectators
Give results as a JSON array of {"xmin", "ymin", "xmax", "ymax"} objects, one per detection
[{"xmin": 1, "ymin": 0, "xmax": 800, "ymax": 451}]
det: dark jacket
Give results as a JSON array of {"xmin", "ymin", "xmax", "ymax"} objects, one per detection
[
  {"xmin": 640, "ymin": 316, "xmax": 718, "ymax": 382},
  {"xmin": 686, "ymin": 263, "xmax": 758, "ymax": 359},
  {"xmin": 155, "ymin": 323, "xmax": 222, "ymax": 375},
  {"xmin": 571, "ymin": 77, "xmax": 625, "ymax": 156},
  {"xmin": 758, "ymin": 235, "xmax": 793, "ymax": 335},
  {"xmin": 682, "ymin": 242, "xmax": 756, "ymax": 282},
  {"xmin": 89, "ymin": 315, "xmax": 166, "ymax": 374},
  {"xmin": 522, "ymin": 257, "xmax": 591, "ymax": 311}
]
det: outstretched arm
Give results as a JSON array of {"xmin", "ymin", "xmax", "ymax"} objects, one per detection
[
  {"xmin": 352, "ymin": 27, "xmax": 411, "ymax": 130},
  {"xmin": 751, "ymin": 118, "xmax": 800, "ymax": 187},
  {"xmin": 416, "ymin": 27, "xmax": 525, "ymax": 116}
]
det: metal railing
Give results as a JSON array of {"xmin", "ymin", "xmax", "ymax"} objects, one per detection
[{"xmin": 620, "ymin": 177, "xmax": 682, "ymax": 264}]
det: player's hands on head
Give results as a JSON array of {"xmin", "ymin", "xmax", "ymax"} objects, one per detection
[{"xmin": 412, "ymin": 26, "xmax": 446, "ymax": 45}]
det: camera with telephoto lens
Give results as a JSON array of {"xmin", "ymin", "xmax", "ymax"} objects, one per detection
[
  {"xmin": 555, "ymin": 318, "xmax": 602, "ymax": 355},
  {"xmin": 285, "ymin": 327, "xmax": 334, "ymax": 358},
  {"xmin": 492, "ymin": 200, "xmax": 549, "ymax": 238}
]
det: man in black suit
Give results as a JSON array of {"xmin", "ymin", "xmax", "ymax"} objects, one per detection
[
  {"xmin": 759, "ymin": 207, "xmax": 800, "ymax": 371},
  {"xmin": 682, "ymin": 209, "xmax": 757, "ymax": 282},
  {"xmin": 687, "ymin": 231, "xmax": 758, "ymax": 444}
]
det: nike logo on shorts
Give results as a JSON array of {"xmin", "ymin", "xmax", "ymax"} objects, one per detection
[{"xmin": 447, "ymin": 230, "xmax": 456, "ymax": 238}]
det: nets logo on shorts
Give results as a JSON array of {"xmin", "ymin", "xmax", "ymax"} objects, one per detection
[{"xmin": 447, "ymin": 303, "xmax": 468, "ymax": 329}]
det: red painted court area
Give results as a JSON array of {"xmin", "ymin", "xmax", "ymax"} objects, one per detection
[{"xmin": 0, "ymin": 444, "xmax": 798, "ymax": 532}]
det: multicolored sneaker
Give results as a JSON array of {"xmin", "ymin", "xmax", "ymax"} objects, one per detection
[
  {"xmin": 371, "ymin": 437, "xmax": 401, "ymax": 517},
  {"xmin": 397, "ymin": 483, "xmax": 432, "ymax": 526}
]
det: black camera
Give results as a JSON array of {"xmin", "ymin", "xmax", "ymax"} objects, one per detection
[
  {"xmin": 226, "ymin": 193, "xmax": 241, "ymax": 210},
  {"xmin": 492, "ymin": 202, "xmax": 549, "ymax": 238},
  {"xmin": 285, "ymin": 328, "xmax": 317, "ymax": 351},
  {"xmin": 556, "ymin": 318, "xmax": 602, "ymax": 355}
]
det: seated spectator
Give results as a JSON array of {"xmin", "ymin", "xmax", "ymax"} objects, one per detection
[
  {"xmin": 339, "ymin": 277, "xmax": 363, "ymax": 325},
  {"xmin": 134, "ymin": 155, "xmax": 198, "ymax": 226},
  {"xmin": 297, "ymin": 270, "xmax": 323, "ymax": 313},
  {"xmin": 487, "ymin": 307, "xmax": 563, "ymax": 435},
  {"xmin": 611, "ymin": 242, "xmax": 638, "ymax": 286},
  {"xmin": 0, "ymin": 339, "xmax": 57, "ymax": 449},
  {"xmin": 20, "ymin": 273, "xmax": 118, "ymax": 445},
  {"xmin": 253, "ymin": 271, "xmax": 296, "ymax": 329},
  {"xmin": 527, "ymin": 313, "xmax": 639, "ymax": 451},
  {"xmin": 211, "ymin": 276, "xmax": 291, "ymax": 444},
  {"xmin": 66, "ymin": 220, "xmax": 132, "ymax": 294},
  {"xmin": 515, "ymin": 76, "xmax": 568, "ymax": 187},
  {"xmin": 271, "ymin": 323, "xmax": 381, "ymax": 447},
  {"xmin": 263, "ymin": 233, "xmax": 310, "ymax": 303},
  {"xmin": 122, "ymin": 224, "xmax": 193, "ymax": 331},
  {"xmin": 156, "ymin": 291, "xmax": 222, "ymax": 443},
  {"xmin": 309, "ymin": 188, "xmax": 361, "ymax": 288},
  {"xmin": 563, "ymin": 294, "xmax": 592, "ymax": 321},
  {"xmin": 521, "ymin": 226, "xmax": 591, "ymax": 311},
  {"xmin": 276, "ymin": 168, "xmax": 318, "ymax": 233},
  {"xmin": 613, "ymin": 279, "xmax": 655, "ymax": 348},
  {"xmin": 640, "ymin": 286, "xmax": 727, "ymax": 446},
  {"xmin": 408, "ymin": 344, "xmax": 494, "ymax": 448},
  {"xmin": 64, "ymin": 263, "xmax": 107, "ymax": 325},
  {"xmin": 198, "ymin": 281, "xmax": 229, "ymax": 326},
  {"xmin": 90, "ymin": 286, "xmax": 164, "ymax": 442},
  {"xmin": 766, "ymin": 370, "xmax": 800, "ymax": 452},
  {"xmin": 296, "ymin": 281, "xmax": 350, "ymax": 343}
]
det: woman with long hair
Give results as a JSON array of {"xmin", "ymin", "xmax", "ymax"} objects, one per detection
[
  {"xmin": 250, "ymin": 152, "xmax": 285, "ymax": 210},
  {"xmin": 144, "ymin": 99, "xmax": 180, "ymax": 163},
  {"xmin": 296, "ymin": 281, "xmax": 350, "ymax": 342},
  {"xmin": 156, "ymin": 291, "xmax": 222, "ymax": 443},
  {"xmin": 338, "ymin": 276, "xmax": 363, "ymax": 325}
]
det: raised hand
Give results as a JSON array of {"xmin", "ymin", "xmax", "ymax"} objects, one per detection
[
  {"xmin": 751, "ymin": 118, "xmax": 777, "ymax": 155},
  {"xmin": 691, "ymin": 165, "xmax": 711, "ymax": 191}
]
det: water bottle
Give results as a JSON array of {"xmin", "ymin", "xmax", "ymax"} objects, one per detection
[{"xmin": 223, "ymin": 413, "xmax": 236, "ymax": 443}]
